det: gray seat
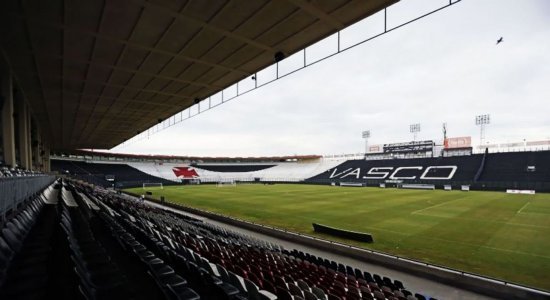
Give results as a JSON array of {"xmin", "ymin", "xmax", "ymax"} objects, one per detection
[
  {"xmin": 244, "ymin": 278, "xmax": 261, "ymax": 300},
  {"xmin": 288, "ymin": 283, "xmax": 304, "ymax": 298},
  {"xmin": 259, "ymin": 290, "xmax": 278, "ymax": 300},
  {"xmin": 303, "ymin": 290, "xmax": 319, "ymax": 300},
  {"xmin": 373, "ymin": 290, "xmax": 385, "ymax": 300},
  {"xmin": 296, "ymin": 279, "xmax": 310, "ymax": 292},
  {"xmin": 228, "ymin": 271, "xmax": 247, "ymax": 293},
  {"xmin": 199, "ymin": 257, "xmax": 216, "ymax": 275},
  {"xmin": 311, "ymin": 286, "xmax": 327, "ymax": 300},
  {"xmin": 2, "ymin": 228, "xmax": 23, "ymax": 252},
  {"xmin": 216, "ymin": 264, "xmax": 231, "ymax": 283}
]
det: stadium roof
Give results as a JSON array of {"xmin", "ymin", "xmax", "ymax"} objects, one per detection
[
  {"xmin": 55, "ymin": 149, "xmax": 322, "ymax": 163},
  {"xmin": 1, "ymin": 0, "xmax": 396, "ymax": 151}
]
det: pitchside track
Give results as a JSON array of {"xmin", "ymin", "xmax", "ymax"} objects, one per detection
[{"xmin": 125, "ymin": 184, "xmax": 550, "ymax": 290}]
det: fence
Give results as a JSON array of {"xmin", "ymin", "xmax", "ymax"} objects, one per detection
[{"xmin": 0, "ymin": 176, "xmax": 56, "ymax": 220}]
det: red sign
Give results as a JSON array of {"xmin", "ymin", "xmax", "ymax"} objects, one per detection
[
  {"xmin": 444, "ymin": 137, "xmax": 471, "ymax": 149},
  {"xmin": 172, "ymin": 167, "xmax": 199, "ymax": 178},
  {"xmin": 368, "ymin": 145, "xmax": 382, "ymax": 153}
]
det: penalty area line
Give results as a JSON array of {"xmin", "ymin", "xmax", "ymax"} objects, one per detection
[
  {"xmin": 517, "ymin": 202, "xmax": 531, "ymax": 214},
  {"xmin": 411, "ymin": 198, "xmax": 462, "ymax": 215}
]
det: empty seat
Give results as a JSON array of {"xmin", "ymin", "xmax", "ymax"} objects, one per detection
[
  {"xmin": 276, "ymin": 286, "xmax": 293, "ymax": 300},
  {"xmin": 311, "ymin": 286, "xmax": 327, "ymax": 300},
  {"xmin": 288, "ymin": 282, "xmax": 304, "ymax": 298},
  {"xmin": 168, "ymin": 285, "xmax": 200, "ymax": 300}
]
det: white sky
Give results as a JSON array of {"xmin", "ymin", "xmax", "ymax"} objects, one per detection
[{"xmin": 112, "ymin": 0, "xmax": 550, "ymax": 157}]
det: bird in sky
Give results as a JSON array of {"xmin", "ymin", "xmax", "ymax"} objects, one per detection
[{"xmin": 496, "ymin": 37, "xmax": 503, "ymax": 45}]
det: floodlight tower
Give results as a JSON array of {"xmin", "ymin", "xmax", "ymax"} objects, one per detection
[
  {"xmin": 410, "ymin": 124, "xmax": 420, "ymax": 141},
  {"xmin": 475, "ymin": 114, "xmax": 490, "ymax": 147},
  {"xmin": 362, "ymin": 130, "xmax": 370, "ymax": 157}
]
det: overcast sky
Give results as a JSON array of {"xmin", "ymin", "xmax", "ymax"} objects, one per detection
[{"xmin": 112, "ymin": 0, "xmax": 550, "ymax": 157}]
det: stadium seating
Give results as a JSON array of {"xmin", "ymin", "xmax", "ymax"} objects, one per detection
[
  {"xmin": 0, "ymin": 182, "xmax": 65, "ymax": 299},
  {"xmin": 1, "ymin": 164, "xmax": 43, "ymax": 177},
  {"xmin": 53, "ymin": 151, "xmax": 550, "ymax": 191},
  {"xmin": 84, "ymin": 181, "xmax": 441, "ymax": 299},
  {"xmin": 53, "ymin": 159, "xmax": 344, "ymax": 184},
  {"xmin": 51, "ymin": 160, "xmax": 174, "ymax": 188},
  {"xmin": 479, "ymin": 151, "xmax": 550, "ymax": 183},
  {"xmin": 305, "ymin": 151, "xmax": 550, "ymax": 191},
  {"xmin": 189, "ymin": 164, "xmax": 277, "ymax": 172},
  {"xmin": 128, "ymin": 160, "xmax": 343, "ymax": 183},
  {"xmin": 307, "ymin": 155, "xmax": 483, "ymax": 184},
  {"xmin": 2, "ymin": 177, "xmax": 443, "ymax": 299}
]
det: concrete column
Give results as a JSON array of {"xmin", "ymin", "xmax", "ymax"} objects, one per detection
[
  {"xmin": 44, "ymin": 147, "xmax": 50, "ymax": 172},
  {"xmin": 42, "ymin": 142, "xmax": 50, "ymax": 172},
  {"xmin": 17, "ymin": 97, "xmax": 30, "ymax": 169},
  {"xmin": 34, "ymin": 126, "xmax": 42, "ymax": 170},
  {"xmin": 1, "ymin": 68, "xmax": 16, "ymax": 167},
  {"xmin": 27, "ymin": 108, "xmax": 32, "ymax": 170}
]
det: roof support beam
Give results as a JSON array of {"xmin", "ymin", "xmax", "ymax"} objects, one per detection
[
  {"xmin": 71, "ymin": 0, "xmax": 107, "ymax": 147},
  {"xmin": 58, "ymin": 76, "xmax": 192, "ymax": 100},
  {"xmin": 14, "ymin": 51, "xmax": 223, "ymax": 89},
  {"xmin": 136, "ymin": 0, "xmax": 275, "ymax": 52},
  {"xmin": 14, "ymin": 14, "xmax": 249, "ymax": 75},
  {"xmin": 285, "ymin": 0, "xmax": 345, "ymax": 30},
  {"xmin": 83, "ymin": 6, "xmax": 147, "ymax": 144},
  {"xmin": 25, "ymin": 89, "xmax": 175, "ymax": 108},
  {"xmin": 91, "ymin": 2, "xmax": 193, "ymax": 143},
  {"xmin": 20, "ymin": 2, "xmax": 57, "ymax": 148}
]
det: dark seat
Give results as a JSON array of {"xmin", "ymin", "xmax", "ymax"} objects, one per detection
[
  {"xmin": 373, "ymin": 290, "xmax": 386, "ymax": 300},
  {"xmin": 415, "ymin": 293, "xmax": 427, "ymax": 300},
  {"xmin": 150, "ymin": 263, "xmax": 176, "ymax": 277},
  {"xmin": 276, "ymin": 286, "xmax": 293, "ymax": 300},
  {"xmin": 168, "ymin": 285, "xmax": 201, "ymax": 300},
  {"xmin": 212, "ymin": 282, "xmax": 240, "ymax": 300}
]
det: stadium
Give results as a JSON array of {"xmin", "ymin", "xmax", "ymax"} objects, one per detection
[{"xmin": 1, "ymin": 1, "xmax": 549, "ymax": 300}]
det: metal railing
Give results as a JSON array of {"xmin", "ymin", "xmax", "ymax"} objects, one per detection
[{"xmin": 0, "ymin": 176, "xmax": 56, "ymax": 219}]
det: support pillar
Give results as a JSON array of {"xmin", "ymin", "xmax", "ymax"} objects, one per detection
[
  {"xmin": 27, "ymin": 108, "xmax": 32, "ymax": 170},
  {"xmin": 1, "ymin": 67, "xmax": 15, "ymax": 167},
  {"xmin": 17, "ymin": 96, "xmax": 30, "ymax": 170},
  {"xmin": 33, "ymin": 125, "xmax": 42, "ymax": 170},
  {"xmin": 42, "ymin": 142, "xmax": 50, "ymax": 172}
]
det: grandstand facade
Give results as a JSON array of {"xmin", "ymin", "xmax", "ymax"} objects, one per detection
[{"xmin": 51, "ymin": 149, "xmax": 550, "ymax": 192}]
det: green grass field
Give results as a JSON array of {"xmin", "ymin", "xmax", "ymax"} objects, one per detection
[{"xmin": 125, "ymin": 184, "xmax": 550, "ymax": 290}]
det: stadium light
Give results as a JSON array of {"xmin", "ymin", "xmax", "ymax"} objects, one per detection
[
  {"xmin": 410, "ymin": 123, "xmax": 421, "ymax": 141},
  {"xmin": 362, "ymin": 130, "xmax": 370, "ymax": 159},
  {"xmin": 475, "ymin": 114, "xmax": 490, "ymax": 149}
]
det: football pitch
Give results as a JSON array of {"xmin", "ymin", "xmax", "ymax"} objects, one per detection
[{"xmin": 125, "ymin": 184, "xmax": 550, "ymax": 290}]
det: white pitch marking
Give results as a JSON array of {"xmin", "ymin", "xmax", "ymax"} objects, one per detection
[
  {"xmin": 424, "ymin": 236, "xmax": 550, "ymax": 260},
  {"xmin": 517, "ymin": 202, "xmax": 531, "ymax": 214},
  {"xmin": 411, "ymin": 198, "xmax": 463, "ymax": 215}
]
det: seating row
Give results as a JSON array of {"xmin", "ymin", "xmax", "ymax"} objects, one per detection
[
  {"xmin": 1, "ymin": 179, "xmax": 439, "ymax": 300},
  {"xmin": 81, "ymin": 182, "xmax": 437, "ymax": 300},
  {"xmin": 0, "ymin": 183, "xmax": 60, "ymax": 298}
]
